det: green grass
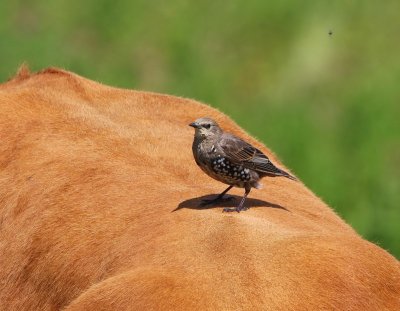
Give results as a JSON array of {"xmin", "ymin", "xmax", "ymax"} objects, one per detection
[{"xmin": 1, "ymin": 0, "xmax": 399, "ymax": 258}]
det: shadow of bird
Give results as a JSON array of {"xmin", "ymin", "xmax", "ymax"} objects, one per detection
[{"xmin": 173, "ymin": 194, "xmax": 290, "ymax": 212}]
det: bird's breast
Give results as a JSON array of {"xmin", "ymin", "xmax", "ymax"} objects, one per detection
[
  {"xmin": 192, "ymin": 138, "xmax": 260, "ymax": 188},
  {"xmin": 210, "ymin": 156, "xmax": 251, "ymax": 182}
]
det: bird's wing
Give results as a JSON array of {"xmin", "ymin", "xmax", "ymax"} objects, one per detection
[{"xmin": 219, "ymin": 133, "xmax": 294, "ymax": 178}]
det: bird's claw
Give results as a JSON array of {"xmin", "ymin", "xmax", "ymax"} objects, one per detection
[
  {"xmin": 223, "ymin": 207, "xmax": 238, "ymax": 213},
  {"xmin": 222, "ymin": 206, "xmax": 249, "ymax": 213}
]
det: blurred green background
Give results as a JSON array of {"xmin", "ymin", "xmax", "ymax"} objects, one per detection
[{"xmin": 1, "ymin": 1, "xmax": 399, "ymax": 258}]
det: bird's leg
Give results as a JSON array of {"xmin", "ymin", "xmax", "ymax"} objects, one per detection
[
  {"xmin": 223, "ymin": 187, "xmax": 251, "ymax": 213},
  {"xmin": 201, "ymin": 185, "xmax": 234, "ymax": 206}
]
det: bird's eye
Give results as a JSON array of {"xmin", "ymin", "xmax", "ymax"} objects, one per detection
[{"xmin": 203, "ymin": 123, "xmax": 211, "ymax": 129}]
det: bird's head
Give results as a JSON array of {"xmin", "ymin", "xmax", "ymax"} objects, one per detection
[{"xmin": 189, "ymin": 117, "xmax": 222, "ymax": 139}]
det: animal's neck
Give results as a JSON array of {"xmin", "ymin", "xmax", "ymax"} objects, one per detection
[{"xmin": 196, "ymin": 133, "xmax": 219, "ymax": 146}]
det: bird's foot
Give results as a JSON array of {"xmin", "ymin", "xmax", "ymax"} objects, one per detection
[
  {"xmin": 200, "ymin": 195, "xmax": 235, "ymax": 207},
  {"xmin": 222, "ymin": 206, "xmax": 249, "ymax": 213},
  {"xmin": 222, "ymin": 207, "xmax": 238, "ymax": 213}
]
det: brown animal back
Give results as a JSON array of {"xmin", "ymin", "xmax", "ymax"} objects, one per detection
[{"xmin": 0, "ymin": 67, "xmax": 399, "ymax": 311}]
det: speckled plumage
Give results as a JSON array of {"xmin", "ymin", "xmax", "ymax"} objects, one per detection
[{"xmin": 190, "ymin": 117, "xmax": 296, "ymax": 212}]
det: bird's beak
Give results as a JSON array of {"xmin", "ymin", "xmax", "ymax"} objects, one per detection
[{"xmin": 189, "ymin": 122, "xmax": 200, "ymax": 129}]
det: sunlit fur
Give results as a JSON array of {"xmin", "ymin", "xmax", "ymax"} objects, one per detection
[{"xmin": 0, "ymin": 66, "xmax": 399, "ymax": 311}]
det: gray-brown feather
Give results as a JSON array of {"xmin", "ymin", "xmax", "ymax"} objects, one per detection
[
  {"xmin": 191, "ymin": 118, "xmax": 296, "ymax": 191},
  {"xmin": 192, "ymin": 135, "xmax": 262, "ymax": 189},
  {"xmin": 218, "ymin": 133, "xmax": 295, "ymax": 179}
]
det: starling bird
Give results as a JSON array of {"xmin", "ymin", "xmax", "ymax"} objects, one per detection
[{"xmin": 189, "ymin": 117, "xmax": 296, "ymax": 212}]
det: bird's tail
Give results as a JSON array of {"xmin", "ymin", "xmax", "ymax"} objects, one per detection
[
  {"xmin": 278, "ymin": 168, "xmax": 297, "ymax": 181},
  {"xmin": 254, "ymin": 160, "xmax": 298, "ymax": 181}
]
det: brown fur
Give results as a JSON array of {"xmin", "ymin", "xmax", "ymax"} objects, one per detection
[{"xmin": 0, "ymin": 66, "xmax": 399, "ymax": 311}]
